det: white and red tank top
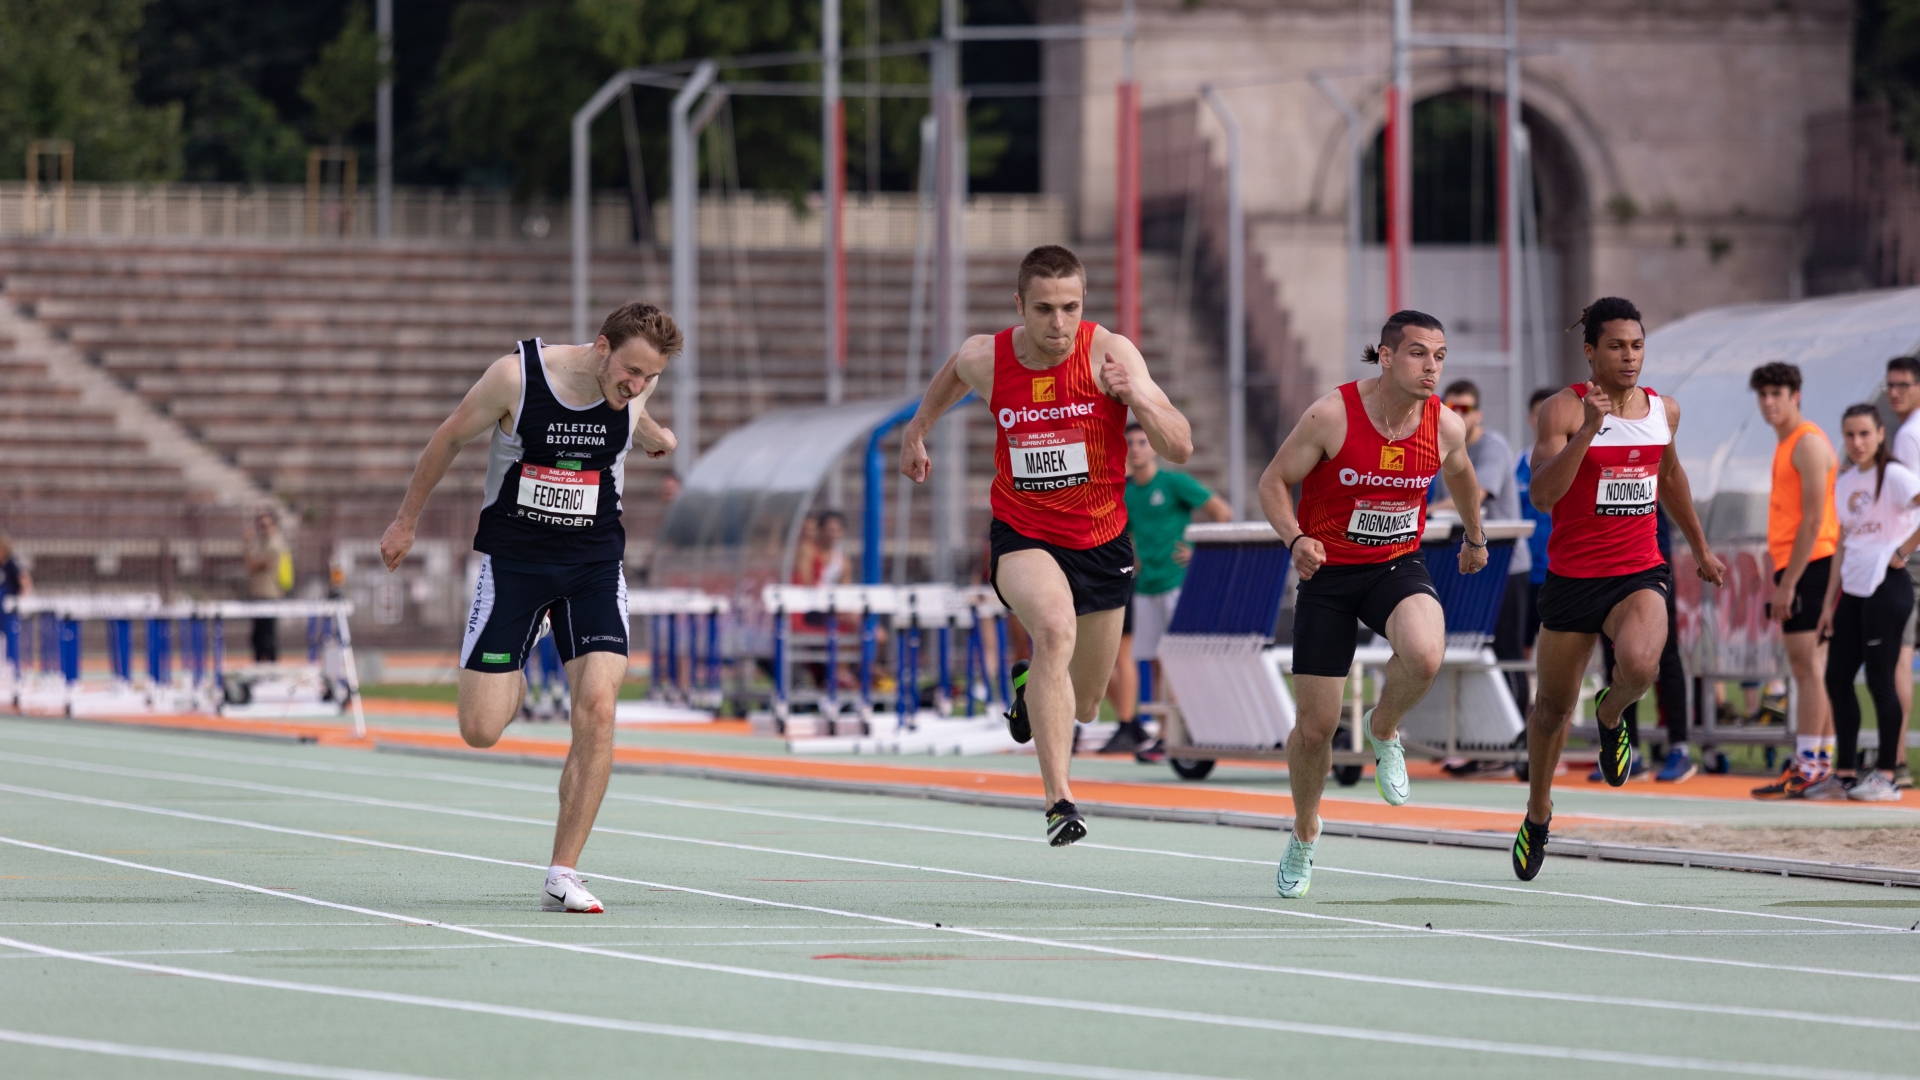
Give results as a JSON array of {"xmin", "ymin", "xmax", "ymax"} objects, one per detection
[
  {"xmin": 989, "ymin": 321, "xmax": 1129, "ymax": 549},
  {"xmin": 1545, "ymin": 383, "xmax": 1668, "ymax": 578},
  {"xmin": 1299, "ymin": 381, "xmax": 1443, "ymax": 566}
]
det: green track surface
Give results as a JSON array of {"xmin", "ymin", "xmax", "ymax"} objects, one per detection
[{"xmin": 3, "ymin": 714, "xmax": 1919, "ymax": 1080}]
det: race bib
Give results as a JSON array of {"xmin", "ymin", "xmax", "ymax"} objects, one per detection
[
  {"xmin": 1346, "ymin": 498, "xmax": 1420, "ymax": 546},
  {"xmin": 517, "ymin": 463, "xmax": 600, "ymax": 524},
  {"xmin": 1008, "ymin": 430, "xmax": 1090, "ymax": 493},
  {"xmin": 1595, "ymin": 466, "xmax": 1657, "ymax": 516}
]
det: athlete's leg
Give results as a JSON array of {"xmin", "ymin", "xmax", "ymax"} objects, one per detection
[
  {"xmin": 1072, "ymin": 607, "xmax": 1127, "ymax": 724},
  {"xmin": 549, "ymin": 649, "xmax": 626, "ymax": 868},
  {"xmin": 995, "ymin": 549, "xmax": 1082, "ymax": 805},
  {"xmin": 1104, "ymin": 630, "xmax": 1137, "ymax": 726},
  {"xmin": 1783, "ymin": 629, "xmax": 1832, "ymax": 743},
  {"xmin": 1594, "ymin": 589, "xmax": 1667, "ymax": 730},
  {"xmin": 1370, "ymin": 593, "xmax": 1446, "ymax": 740},
  {"xmin": 1525, "ymin": 628, "xmax": 1599, "ymax": 823},
  {"xmin": 456, "ymin": 668, "xmax": 527, "ymax": 748},
  {"xmin": 1287, "ymin": 674, "xmax": 1345, "ymax": 842}
]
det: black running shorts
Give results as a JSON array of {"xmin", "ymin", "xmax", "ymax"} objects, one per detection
[
  {"xmin": 461, "ymin": 555, "xmax": 629, "ymax": 673},
  {"xmin": 1291, "ymin": 553, "xmax": 1438, "ymax": 677},
  {"xmin": 1768, "ymin": 555, "xmax": 1831, "ymax": 635},
  {"xmin": 1536, "ymin": 563, "xmax": 1672, "ymax": 636},
  {"xmin": 989, "ymin": 518, "xmax": 1135, "ymax": 617}
]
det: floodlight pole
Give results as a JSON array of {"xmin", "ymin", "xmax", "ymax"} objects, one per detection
[
  {"xmin": 823, "ymin": 0, "xmax": 846, "ymax": 410},
  {"xmin": 1311, "ymin": 73, "xmax": 1366, "ymax": 383},
  {"xmin": 670, "ymin": 62, "xmax": 720, "ymax": 479},
  {"xmin": 1115, "ymin": 0, "xmax": 1140, "ymax": 343},
  {"xmin": 1387, "ymin": 0, "xmax": 1412, "ymax": 315},
  {"xmin": 1201, "ymin": 85, "xmax": 1245, "ymax": 521},
  {"xmin": 1502, "ymin": 0, "xmax": 1525, "ymax": 447},
  {"xmin": 375, "ymin": 0, "xmax": 392, "ymax": 238}
]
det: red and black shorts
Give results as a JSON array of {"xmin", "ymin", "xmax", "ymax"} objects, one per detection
[{"xmin": 989, "ymin": 519, "xmax": 1135, "ymax": 617}]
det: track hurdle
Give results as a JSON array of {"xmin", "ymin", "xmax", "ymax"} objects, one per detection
[
  {"xmin": 2, "ymin": 595, "xmax": 365, "ymax": 737},
  {"xmin": 626, "ymin": 588, "xmax": 731, "ymax": 717}
]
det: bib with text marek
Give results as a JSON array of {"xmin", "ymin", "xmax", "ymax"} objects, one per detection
[
  {"xmin": 516, "ymin": 463, "xmax": 600, "ymax": 525},
  {"xmin": 1008, "ymin": 430, "xmax": 1090, "ymax": 493},
  {"xmin": 1595, "ymin": 465, "xmax": 1657, "ymax": 517},
  {"xmin": 1346, "ymin": 498, "xmax": 1421, "ymax": 546}
]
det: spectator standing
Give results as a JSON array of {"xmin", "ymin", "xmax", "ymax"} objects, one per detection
[
  {"xmin": 1516, "ymin": 388, "xmax": 1555, "ymax": 652},
  {"xmin": 1809, "ymin": 404, "xmax": 1920, "ymax": 801},
  {"xmin": 243, "ymin": 512, "xmax": 291, "ymax": 663},
  {"xmin": 0, "ymin": 533, "xmax": 31, "ymax": 604},
  {"xmin": 1102, "ymin": 421, "xmax": 1230, "ymax": 756},
  {"xmin": 1749, "ymin": 363, "xmax": 1840, "ymax": 798},
  {"xmin": 1879, "ymin": 355, "xmax": 1920, "ymax": 789}
]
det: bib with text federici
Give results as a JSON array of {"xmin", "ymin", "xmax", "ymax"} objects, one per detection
[
  {"xmin": 1008, "ymin": 430, "xmax": 1090, "ymax": 493},
  {"xmin": 516, "ymin": 463, "xmax": 600, "ymax": 526}
]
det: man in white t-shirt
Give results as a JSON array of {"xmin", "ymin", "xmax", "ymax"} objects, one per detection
[{"xmin": 1881, "ymin": 356, "xmax": 1920, "ymax": 790}]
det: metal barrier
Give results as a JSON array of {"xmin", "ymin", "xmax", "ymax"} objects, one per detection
[
  {"xmin": 2, "ymin": 594, "xmax": 365, "ymax": 737},
  {"xmin": 628, "ymin": 589, "xmax": 731, "ymax": 709},
  {"xmin": 1157, "ymin": 518, "xmax": 1533, "ymax": 780},
  {"xmin": 761, "ymin": 583, "xmax": 1010, "ymax": 736}
]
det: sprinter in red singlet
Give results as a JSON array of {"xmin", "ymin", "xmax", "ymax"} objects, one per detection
[
  {"xmin": 900, "ymin": 245, "xmax": 1193, "ymax": 846},
  {"xmin": 1258, "ymin": 310, "xmax": 1489, "ymax": 898},
  {"xmin": 1513, "ymin": 296, "xmax": 1726, "ymax": 881}
]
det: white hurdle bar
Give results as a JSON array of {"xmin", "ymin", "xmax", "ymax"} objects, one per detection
[
  {"xmin": 627, "ymin": 589, "xmax": 731, "ymax": 704},
  {"xmin": 2, "ymin": 594, "xmax": 365, "ymax": 739}
]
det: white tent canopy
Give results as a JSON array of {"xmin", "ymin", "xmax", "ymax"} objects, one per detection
[{"xmin": 1645, "ymin": 287, "xmax": 1920, "ymax": 540}]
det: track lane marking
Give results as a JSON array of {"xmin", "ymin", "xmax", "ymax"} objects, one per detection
[
  {"xmin": 6, "ymin": 784, "xmax": 1920, "ymax": 1035},
  {"xmin": 4, "ymin": 843, "xmax": 1919, "ymax": 1080},
  {"xmin": 1, "ymin": 728, "xmax": 1900, "ymax": 931},
  {"xmin": 12, "ymin": 752, "xmax": 1920, "ymax": 980},
  {"xmin": 0, "ymin": 1028, "xmax": 451, "ymax": 1080}
]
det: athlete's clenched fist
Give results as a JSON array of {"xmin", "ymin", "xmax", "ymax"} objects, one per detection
[
  {"xmin": 379, "ymin": 518, "xmax": 414, "ymax": 572},
  {"xmin": 1290, "ymin": 534, "xmax": 1327, "ymax": 579},
  {"xmin": 1580, "ymin": 380, "xmax": 1616, "ymax": 431},
  {"xmin": 899, "ymin": 430, "xmax": 932, "ymax": 484},
  {"xmin": 1457, "ymin": 540, "xmax": 1488, "ymax": 575},
  {"xmin": 1101, "ymin": 352, "xmax": 1136, "ymax": 404}
]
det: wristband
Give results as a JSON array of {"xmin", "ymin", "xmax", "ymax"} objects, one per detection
[
  {"xmin": 1288, "ymin": 534, "xmax": 1308, "ymax": 554},
  {"xmin": 1462, "ymin": 533, "xmax": 1488, "ymax": 549}
]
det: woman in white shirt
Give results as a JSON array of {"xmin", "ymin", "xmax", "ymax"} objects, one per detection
[{"xmin": 1813, "ymin": 404, "xmax": 1920, "ymax": 802}]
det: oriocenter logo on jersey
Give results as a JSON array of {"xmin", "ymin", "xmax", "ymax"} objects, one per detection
[
  {"xmin": 1338, "ymin": 467, "xmax": 1433, "ymax": 490},
  {"xmin": 998, "ymin": 402, "xmax": 1096, "ymax": 429}
]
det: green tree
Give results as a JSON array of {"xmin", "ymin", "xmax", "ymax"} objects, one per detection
[
  {"xmin": 184, "ymin": 72, "xmax": 307, "ymax": 182},
  {"xmin": 0, "ymin": 0, "xmax": 182, "ymax": 181},
  {"xmin": 1858, "ymin": 0, "xmax": 1920, "ymax": 158},
  {"xmin": 301, "ymin": 4, "xmax": 384, "ymax": 145}
]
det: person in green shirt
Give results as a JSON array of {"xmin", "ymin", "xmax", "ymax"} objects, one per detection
[{"xmin": 1103, "ymin": 422, "xmax": 1232, "ymax": 755}]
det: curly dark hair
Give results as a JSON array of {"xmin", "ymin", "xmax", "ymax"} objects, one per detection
[
  {"xmin": 1569, "ymin": 296, "xmax": 1644, "ymax": 346},
  {"xmin": 1748, "ymin": 362, "xmax": 1802, "ymax": 395}
]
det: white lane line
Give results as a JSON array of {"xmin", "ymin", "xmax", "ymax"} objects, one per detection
[
  {"xmin": 7, "ymin": 790, "xmax": 1920, "ymax": 1037},
  {"xmin": 3, "ymin": 730, "xmax": 1900, "ymax": 932},
  {"xmin": 0, "ymin": 1028, "xmax": 449, "ymax": 1080},
  {"xmin": 8, "ymin": 759, "xmax": 1920, "ymax": 983},
  {"xmin": 4, "ymin": 858, "xmax": 1918, "ymax": 1080},
  {"xmin": 0, "ymin": 936, "xmax": 1242, "ymax": 1080}
]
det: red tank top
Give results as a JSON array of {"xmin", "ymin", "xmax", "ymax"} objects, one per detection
[
  {"xmin": 989, "ymin": 322, "xmax": 1129, "ymax": 549},
  {"xmin": 1299, "ymin": 381, "xmax": 1443, "ymax": 566},
  {"xmin": 1545, "ymin": 383, "xmax": 1668, "ymax": 578}
]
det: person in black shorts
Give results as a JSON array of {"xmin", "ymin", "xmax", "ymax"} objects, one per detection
[{"xmin": 382, "ymin": 302, "xmax": 681, "ymax": 913}]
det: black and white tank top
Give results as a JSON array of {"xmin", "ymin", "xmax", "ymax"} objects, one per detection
[{"xmin": 473, "ymin": 339, "xmax": 632, "ymax": 564}]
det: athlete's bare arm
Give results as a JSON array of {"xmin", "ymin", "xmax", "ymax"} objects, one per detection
[
  {"xmin": 1658, "ymin": 396, "xmax": 1726, "ymax": 585},
  {"xmin": 1770, "ymin": 424, "xmax": 1833, "ymax": 619},
  {"xmin": 627, "ymin": 379, "xmax": 675, "ymax": 458},
  {"xmin": 1527, "ymin": 385, "xmax": 1604, "ymax": 511},
  {"xmin": 1435, "ymin": 407, "xmax": 1490, "ymax": 575},
  {"xmin": 1092, "ymin": 328, "xmax": 1192, "ymax": 464},
  {"xmin": 381, "ymin": 353, "xmax": 521, "ymax": 571},
  {"xmin": 899, "ymin": 334, "xmax": 997, "ymax": 484},
  {"xmin": 1257, "ymin": 387, "xmax": 1350, "ymax": 580}
]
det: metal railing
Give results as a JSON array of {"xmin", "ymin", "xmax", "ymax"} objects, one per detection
[{"xmin": 0, "ymin": 182, "xmax": 1066, "ymax": 252}]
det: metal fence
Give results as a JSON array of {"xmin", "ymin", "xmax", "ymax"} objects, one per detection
[{"xmin": 0, "ymin": 183, "xmax": 1067, "ymax": 252}]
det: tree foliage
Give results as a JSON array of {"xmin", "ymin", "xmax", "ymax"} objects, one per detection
[
  {"xmin": 302, "ymin": 4, "xmax": 385, "ymax": 144},
  {"xmin": 1858, "ymin": 0, "xmax": 1920, "ymax": 159},
  {"xmin": 0, "ymin": 0, "xmax": 182, "ymax": 181}
]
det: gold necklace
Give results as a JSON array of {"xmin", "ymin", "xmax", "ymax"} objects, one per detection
[{"xmin": 1366, "ymin": 388, "xmax": 1422, "ymax": 442}]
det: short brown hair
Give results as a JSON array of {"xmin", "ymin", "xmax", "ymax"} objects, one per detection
[
  {"xmin": 1748, "ymin": 361, "xmax": 1801, "ymax": 394},
  {"xmin": 1017, "ymin": 245, "xmax": 1086, "ymax": 297},
  {"xmin": 598, "ymin": 301, "xmax": 684, "ymax": 358}
]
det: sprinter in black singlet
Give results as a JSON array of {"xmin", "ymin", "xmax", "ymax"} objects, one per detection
[{"xmin": 381, "ymin": 301, "xmax": 681, "ymax": 913}]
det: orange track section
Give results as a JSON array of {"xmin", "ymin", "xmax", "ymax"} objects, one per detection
[{"xmin": 26, "ymin": 710, "xmax": 1674, "ymax": 833}]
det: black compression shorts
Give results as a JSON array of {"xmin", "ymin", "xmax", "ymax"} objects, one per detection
[
  {"xmin": 1291, "ymin": 553, "xmax": 1438, "ymax": 677},
  {"xmin": 989, "ymin": 518, "xmax": 1135, "ymax": 617},
  {"xmin": 1769, "ymin": 556, "xmax": 1831, "ymax": 635},
  {"xmin": 1536, "ymin": 563, "xmax": 1672, "ymax": 636},
  {"xmin": 461, "ymin": 555, "xmax": 629, "ymax": 673}
]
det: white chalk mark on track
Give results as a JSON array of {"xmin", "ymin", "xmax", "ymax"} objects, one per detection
[{"xmin": 0, "ymin": 1028, "xmax": 451, "ymax": 1080}]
